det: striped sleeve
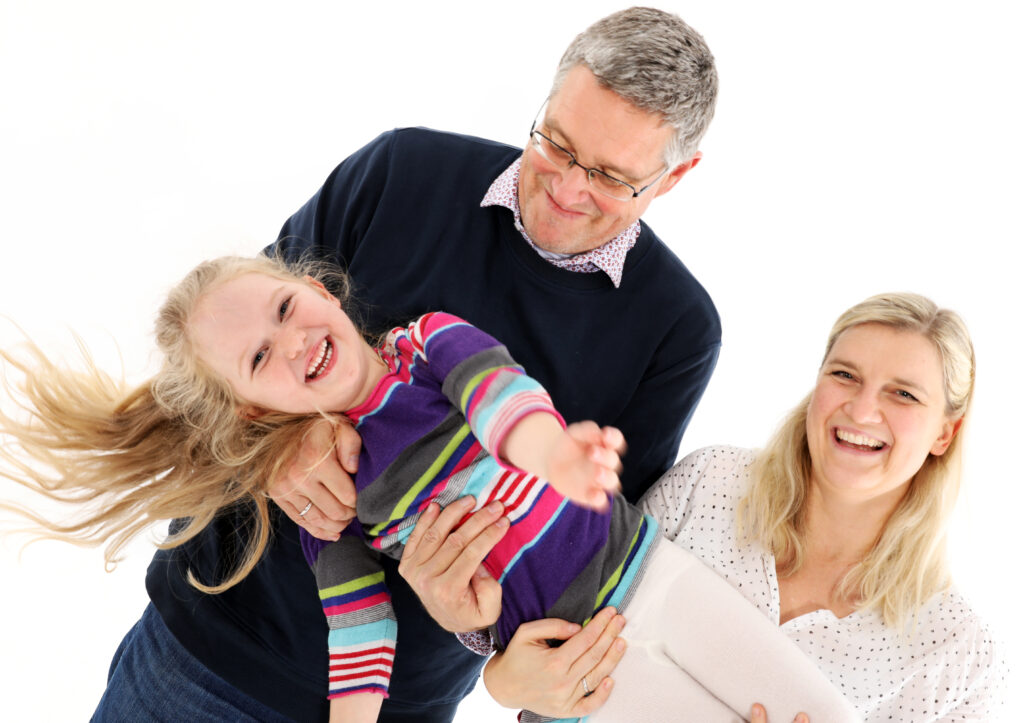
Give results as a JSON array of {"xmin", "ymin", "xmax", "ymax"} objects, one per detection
[
  {"xmin": 308, "ymin": 533, "xmax": 397, "ymax": 699},
  {"xmin": 400, "ymin": 312, "xmax": 565, "ymax": 458}
]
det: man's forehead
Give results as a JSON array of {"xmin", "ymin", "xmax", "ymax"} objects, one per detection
[{"xmin": 543, "ymin": 68, "xmax": 672, "ymax": 179}]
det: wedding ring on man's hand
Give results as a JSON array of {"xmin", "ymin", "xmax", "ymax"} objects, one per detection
[
  {"xmin": 298, "ymin": 501, "xmax": 314, "ymax": 518},
  {"xmin": 582, "ymin": 675, "xmax": 593, "ymax": 697}
]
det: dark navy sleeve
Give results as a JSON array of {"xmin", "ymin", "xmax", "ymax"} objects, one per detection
[{"xmin": 615, "ymin": 339, "xmax": 719, "ymax": 502}]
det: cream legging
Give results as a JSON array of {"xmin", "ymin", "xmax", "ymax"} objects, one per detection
[{"xmin": 575, "ymin": 538, "xmax": 860, "ymax": 723}]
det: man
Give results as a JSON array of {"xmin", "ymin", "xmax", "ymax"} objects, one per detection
[{"xmin": 98, "ymin": 7, "xmax": 720, "ymax": 723}]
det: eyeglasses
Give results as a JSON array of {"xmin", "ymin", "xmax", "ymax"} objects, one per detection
[{"xmin": 528, "ymin": 114, "xmax": 668, "ymax": 201}]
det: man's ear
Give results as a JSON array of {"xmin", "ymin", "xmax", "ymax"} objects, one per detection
[
  {"xmin": 303, "ymin": 275, "xmax": 340, "ymax": 306},
  {"xmin": 654, "ymin": 151, "xmax": 703, "ymax": 198}
]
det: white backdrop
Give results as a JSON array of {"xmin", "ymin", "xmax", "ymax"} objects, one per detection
[{"xmin": 1, "ymin": 1, "xmax": 1021, "ymax": 721}]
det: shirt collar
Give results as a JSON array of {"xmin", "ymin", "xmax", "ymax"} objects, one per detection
[{"xmin": 480, "ymin": 157, "xmax": 639, "ymax": 288}]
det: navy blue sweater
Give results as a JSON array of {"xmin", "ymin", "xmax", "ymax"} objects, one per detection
[{"xmin": 146, "ymin": 128, "xmax": 720, "ymax": 720}]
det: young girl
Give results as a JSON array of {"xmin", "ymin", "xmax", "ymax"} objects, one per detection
[{"xmin": 1, "ymin": 255, "xmax": 859, "ymax": 723}]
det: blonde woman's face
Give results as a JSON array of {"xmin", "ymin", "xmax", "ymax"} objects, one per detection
[
  {"xmin": 190, "ymin": 273, "xmax": 382, "ymax": 417},
  {"xmin": 805, "ymin": 323, "xmax": 957, "ymax": 504}
]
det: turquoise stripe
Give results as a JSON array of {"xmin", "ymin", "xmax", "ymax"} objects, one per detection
[
  {"xmin": 387, "ymin": 456, "xmax": 506, "ymax": 548},
  {"xmin": 603, "ymin": 514, "xmax": 659, "ymax": 611},
  {"xmin": 497, "ymin": 497, "xmax": 568, "ymax": 584},
  {"xmin": 469, "ymin": 374, "xmax": 544, "ymax": 437},
  {"xmin": 457, "ymin": 456, "xmax": 505, "ymax": 500},
  {"xmin": 328, "ymin": 618, "xmax": 398, "ymax": 647}
]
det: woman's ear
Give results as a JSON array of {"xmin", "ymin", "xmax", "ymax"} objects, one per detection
[
  {"xmin": 930, "ymin": 416, "xmax": 963, "ymax": 456},
  {"xmin": 303, "ymin": 275, "xmax": 340, "ymax": 306}
]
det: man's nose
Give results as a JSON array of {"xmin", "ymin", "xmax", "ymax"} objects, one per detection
[{"xmin": 549, "ymin": 162, "xmax": 592, "ymax": 207}]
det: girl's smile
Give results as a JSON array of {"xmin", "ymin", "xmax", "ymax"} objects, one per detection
[{"xmin": 189, "ymin": 273, "xmax": 386, "ymax": 417}]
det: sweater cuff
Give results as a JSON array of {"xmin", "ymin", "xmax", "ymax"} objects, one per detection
[{"xmin": 489, "ymin": 404, "xmax": 566, "ymax": 474}]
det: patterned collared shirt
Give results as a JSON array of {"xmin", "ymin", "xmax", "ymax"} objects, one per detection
[{"xmin": 480, "ymin": 157, "xmax": 640, "ymax": 288}]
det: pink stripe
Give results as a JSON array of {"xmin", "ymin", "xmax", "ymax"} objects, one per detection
[
  {"xmin": 486, "ymin": 396, "xmax": 560, "ymax": 452},
  {"xmin": 464, "ymin": 369, "xmax": 507, "ymax": 420},
  {"xmin": 484, "ymin": 483, "xmax": 562, "ymax": 577},
  {"xmin": 323, "ymin": 591, "xmax": 390, "ymax": 616}
]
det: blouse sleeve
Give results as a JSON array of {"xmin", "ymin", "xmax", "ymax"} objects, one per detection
[
  {"xmin": 639, "ymin": 446, "xmax": 749, "ymax": 541},
  {"xmin": 925, "ymin": 616, "xmax": 1008, "ymax": 722}
]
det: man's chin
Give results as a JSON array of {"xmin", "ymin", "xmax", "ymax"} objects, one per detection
[{"xmin": 523, "ymin": 219, "xmax": 584, "ymax": 255}]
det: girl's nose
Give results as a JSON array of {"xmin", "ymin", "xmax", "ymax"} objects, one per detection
[{"xmin": 280, "ymin": 326, "xmax": 307, "ymax": 360}]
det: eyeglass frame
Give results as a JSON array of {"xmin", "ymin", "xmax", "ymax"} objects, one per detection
[{"xmin": 528, "ymin": 101, "xmax": 669, "ymax": 201}]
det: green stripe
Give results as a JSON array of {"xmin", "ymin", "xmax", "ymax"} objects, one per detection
[
  {"xmin": 319, "ymin": 570, "xmax": 385, "ymax": 600},
  {"xmin": 458, "ymin": 365, "xmax": 504, "ymax": 411},
  {"xmin": 583, "ymin": 521, "xmax": 643, "ymax": 625},
  {"xmin": 368, "ymin": 423, "xmax": 473, "ymax": 536}
]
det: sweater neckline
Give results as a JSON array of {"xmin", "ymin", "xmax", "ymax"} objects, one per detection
[{"xmin": 492, "ymin": 206, "xmax": 653, "ymax": 292}]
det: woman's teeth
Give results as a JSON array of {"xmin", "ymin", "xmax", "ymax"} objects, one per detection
[
  {"xmin": 307, "ymin": 338, "xmax": 333, "ymax": 379},
  {"xmin": 835, "ymin": 429, "xmax": 884, "ymax": 449}
]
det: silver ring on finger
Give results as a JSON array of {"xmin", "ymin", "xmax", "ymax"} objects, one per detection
[
  {"xmin": 298, "ymin": 501, "xmax": 314, "ymax": 518},
  {"xmin": 582, "ymin": 675, "xmax": 593, "ymax": 697}
]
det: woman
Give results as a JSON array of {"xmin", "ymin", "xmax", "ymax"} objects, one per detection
[{"xmin": 405, "ymin": 292, "xmax": 1006, "ymax": 721}]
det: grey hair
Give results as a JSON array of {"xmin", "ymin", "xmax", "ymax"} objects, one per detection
[{"xmin": 550, "ymin": 7, "xmax": 718, "ymax": 166}]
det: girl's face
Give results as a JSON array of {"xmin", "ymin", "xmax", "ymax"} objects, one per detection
[
  {"xmin": 190, "ymin": 273, "xmax": 383, "ymax": 416},
  {"xmin": 805, "ymin": 323, "xmax": 958, "ymax": 505}
]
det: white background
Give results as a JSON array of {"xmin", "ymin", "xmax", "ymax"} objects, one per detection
[{"xmin": 1, "ymin": 1, "xmax": 1021, "ymax": 720}]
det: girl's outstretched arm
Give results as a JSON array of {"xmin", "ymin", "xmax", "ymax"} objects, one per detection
[{"xmin": 499, "ymin": 415, "xmax": 625, "ymax": 510}]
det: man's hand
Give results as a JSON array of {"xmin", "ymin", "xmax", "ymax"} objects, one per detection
[
  {"xmin": 267, "ymin": 418, "xmax": 361, "ymax": 540},
  {"xmin": 483, "ymin": 607, "xmax": 626, "ymax": 717},
  {"xmin": 398, "ymin": 496, "xmax": 509, "ymax": 632}
]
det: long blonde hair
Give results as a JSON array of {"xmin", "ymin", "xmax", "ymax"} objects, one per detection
[
  {"xmin": 740, "ymin": 293, "xmax": 975, "ymax": 628},
  {"xmin": 0, "ymin": 254, "xmax": 352, "ymax": 593}
]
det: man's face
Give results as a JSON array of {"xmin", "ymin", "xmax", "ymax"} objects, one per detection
[{"xmin": 518, "ymin": 65, "xmax": 699, "ymax": 255}]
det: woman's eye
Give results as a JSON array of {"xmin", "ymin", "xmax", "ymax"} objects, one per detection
[
  {"xmin": 252, "ymin": 348, "xmax": 266, "ymax": 371},
  {"xmin": 831, "ymin": 370, "xmax": 854, "ymax": 380},
  {"xmin": 279, "ymin": 297, "xmax": 292, "ymax": 319},
  {"xmin": 896, "ymin": 389, "xmax": 919, "ymax": 402}
]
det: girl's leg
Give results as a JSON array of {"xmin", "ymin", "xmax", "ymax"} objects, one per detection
[{"xmin": 587, "ymin": 539, "xmax": 860, "ymax": 723}]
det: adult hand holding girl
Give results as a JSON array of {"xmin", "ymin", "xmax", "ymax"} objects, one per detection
[
  {"xmin": 266, "ymin": 416, "xmax": 361, "ymax": 540},
  {"xmin": 398, "ymin": 496, "xmax": 509, "ymax": 634}
]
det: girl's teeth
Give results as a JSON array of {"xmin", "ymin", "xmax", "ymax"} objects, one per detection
[{"xmin": 307, "ymin": 339, "xmax": 332, "ymax": 379}]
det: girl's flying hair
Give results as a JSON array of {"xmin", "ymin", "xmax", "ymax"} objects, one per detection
[{"xmin": 0, "ymin": 253, "xmax": 351, "ymax": 592}]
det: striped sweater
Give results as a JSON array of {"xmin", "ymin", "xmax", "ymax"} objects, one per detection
[{"xmin": 300, "ymin": 312, "xmax": 659, "ymax": 699}]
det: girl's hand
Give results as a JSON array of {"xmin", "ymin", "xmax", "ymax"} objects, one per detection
[
  {"xmin": 483, "ymin": 607, "xmax": 626, "ymax": 718},
  {"xmin": 751, "ymin": 703, "xmax": 810, "ymax": 723},
  {"xmin": 546, "ymin": 422, "xmax": 625, "ymax": 510}
]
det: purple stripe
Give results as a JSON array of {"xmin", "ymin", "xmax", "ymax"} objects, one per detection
[{"xmin": 494, "ymin": 502, "xmax": 612, "ymax": 647}]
